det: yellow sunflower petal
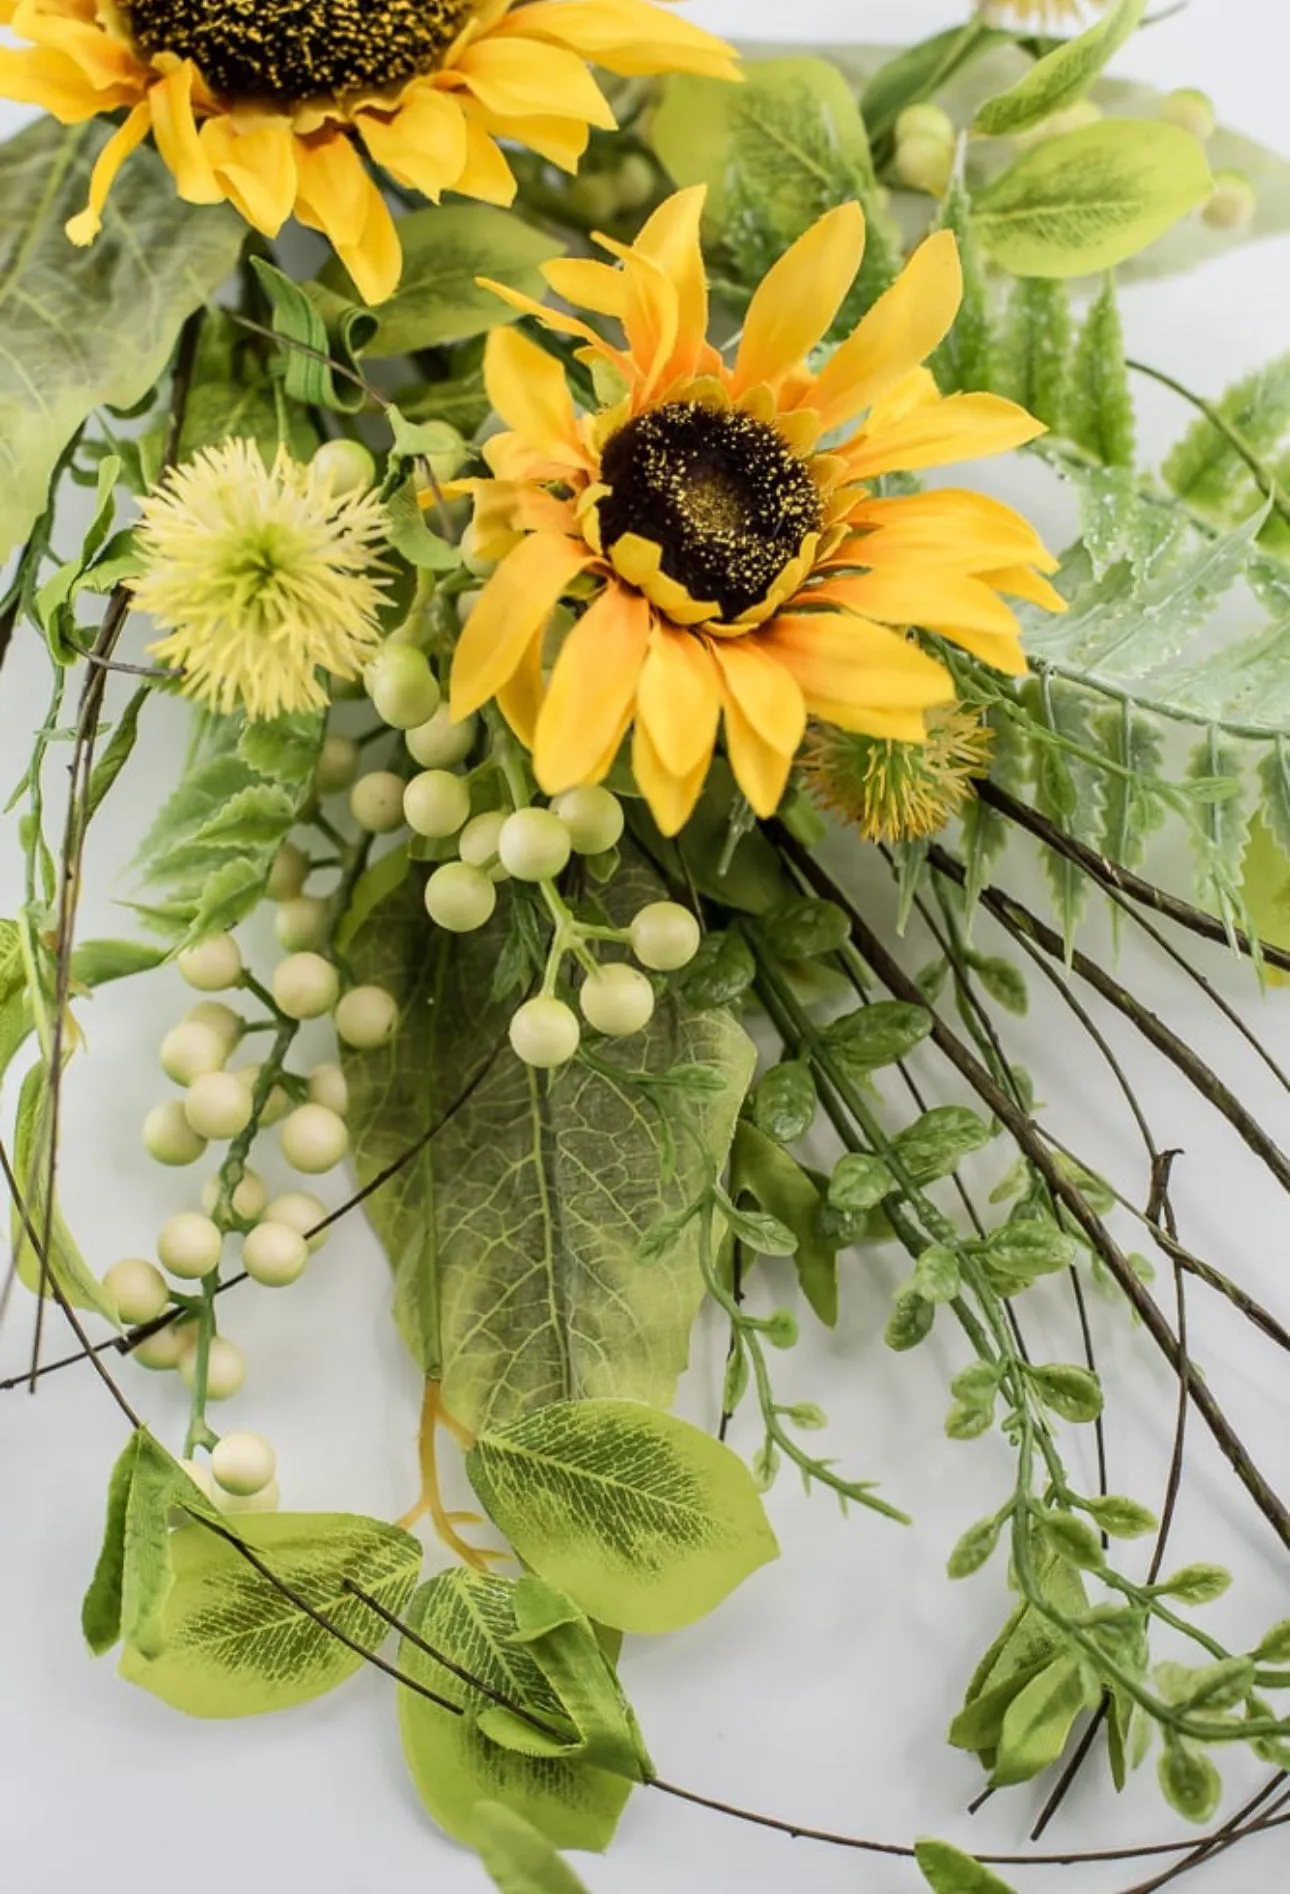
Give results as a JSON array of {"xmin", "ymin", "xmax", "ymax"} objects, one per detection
[
  {"xmin": 928, "ymin": 623, "xmax": 1030, "ymax": 676},
  {"xmin": 632, "ymin": 719, "xmax": 710, "ymax": 836},
  {"xmin": 294, "ymin": 132, "xmax": 401, "ymax": 305},
  {"xmin": 483, "ymin": 326, "xmax": 583, "ymax": 466},
  {"xmin": 818, "ymin": 568, "xmax": 1024, "ymax": 643},
  {"xmin": 607, "ymin": 532, "xmax": 719, "ymax": 623},
  {"xmin": 452, "ymin": 533, "xmax": 593, "ymax": 719},
  {"xmin": 631, "ymin": 184, "xmax": 709, "ymax": 382},
  {"xmin": 710, "ymin": 635, "xmax": 806, "ymax": 760},
  {"xmin": 760, "ymin": 613, "xmax": 954, "ymax": 720},
  {"xmin": 812, "ymin": 704, "xmax": 932, "ymax": 744},
  {"xmin": 453, "ymin": 107, "xmax": 518, "ymax": 205},
  {"xmin": 844, "ymin": 489, "xmax": 1060, "ymax": 573},
  {"xmin": 480, "ymin": 110, "xmax": 590, "ymax": 172},
  {"xmin": 148, "ymin": 62, "xmax": 222, "ymax": 205},
  {"xmin": 533, "ymin": 583, "xmax": 652, "ymax": 791},
  {"xmin": 0, "ymin": 43, "xmax": 133, "ymax": 119},
  {"xmin": 65, "ymin": 99, "xmax": 150, "ymax": 243},
  {"xmin": 504, "ymin": 0, "xmax": 741, "ymax": 81},
  {"xmin": 496, "ymin": 630, "xmax": 546, "ymax": 748},
  {"xmin": 198, "ymin": 114, "xmax": 297, "ymax": 236},
  {"xmin": 982, "ymin": 564, "xmax": 1069, "ymax": 611},
  {"xmin": 542, "ymin": 255, "xmax": 627, "ymax": 316},
  {"xmin": 635, "ymin": 623, "xmax": 722, "ymax": 776},
  {"xmin": 477, "ymin": 275, "xmax": 618, "ymax": 358},
  {"xmin": 805, "ymin": 230, "xmax": 963, "ymax": 432},
  {"xmin": 358, "ymin": 86, "xmax": 468, "ymax": 201},
  {"xmin": 721, "ymin": 693, "xmax": 795, "ymax": 819},
  {"xmin": 845, "ymin": 392, "xmax": 1046, "ymax": 479},
  {"xmin": 733, "ymin": 202, "xmax": 865, "ymax": 395},
  {"xmin": 453, "ymin": 37, "xmax": 616, "ymax": 130}
]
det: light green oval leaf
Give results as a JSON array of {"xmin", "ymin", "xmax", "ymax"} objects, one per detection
[
  {"xmin": 119, "ymin": 1513, "xmax": 421, "ymax": 1717},
  {"xmin": 397, "ymin": 1570, "xmax": 633, "ymax": 1850},
  {"xmin": 915, "ymin": 1839, "xmax": 1020, "ymax": 1894},
  {"xmin": 993, "ymin": 1653, "xmax": 1092, "ymax": 1785},
  {"xmin": 471, "ymin": 1804, "xmax": 594, "ymax": 1894},
  {"xmin": 1158, "ymin": 1738, "xmax": 1222, "ymax": 1825},
  {"xmin": 467, "ymin": 1399, "xmax": 779, "ymax": 1635},
  {"xmin": 972, "ymin": 120, "xmax": 1213, "ymax": 277},
  {"xmin": 11, "ymin": 1060, "xmax": 119, "ymax": 1321},
  {"xmin": 973, "ymin": 0, "xmax": 1147, "ymax": 137},
  {"xmin": 83, "ymin": 1429, "xmax": 219, "ymax": 1658}
]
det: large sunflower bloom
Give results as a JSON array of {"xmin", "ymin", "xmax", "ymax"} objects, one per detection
[
  {"xmin": 0, "ymin": 0, "xmax": 738, "ymax": 304},
  {"xmin": 448, "ymin": 186, "xmax": 1064, "ymax": 835}
]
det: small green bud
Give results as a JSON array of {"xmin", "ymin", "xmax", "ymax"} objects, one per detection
[
  {"xmin": 1203, "ymin": 169, "xmax": 1257, "ymax": 231},
  {"xmin": 1158, "ymin": 87, "xmax": 1216, "ymax": 143},
  {"xmin": 783, "ymin": 1402, "xmax": 827, "ymax": 1431},
  {"xmin": 761, "ymin": 1308, "xmax": 799, "ymax": 1350}
]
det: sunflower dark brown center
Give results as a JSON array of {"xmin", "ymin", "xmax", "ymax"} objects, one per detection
[
  {"xmin": 597, "ymin": 402, "xmax": 822, "ymax": 621},
  {"xmin": 124, "ymin": 0, "xmax": 473, "ymax": 103}
]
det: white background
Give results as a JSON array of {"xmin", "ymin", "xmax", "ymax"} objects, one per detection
[{"xmin": 2, "ymin": 4, "xmax": 1289, "ymax": 1892}]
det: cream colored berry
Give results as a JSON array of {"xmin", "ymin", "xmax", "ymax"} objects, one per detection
[
  {"xmin": 315, "ymin": 733, "xmax": 360, "ymax": 796},
  {"xmin": 266, "ymin": 841, "xmax": 310, "ymax": 903},
  {"xmin": 157, "ymin": 1212, "xmax": 223, "ymax": 1280},
  {"xmin": 406, "ymin": 706, "xmax": 475, "ymax": 769},
  {"xmin": 509, "ymin": 997, "xmax": 580, "ymax": 1068},
  {"xmin": 629, "ymin": 901, "xmax": 701, "ymax": 971},
  {"xmin": 350, "ymin": 771, "xmax": 407, "ymax": 834},
  {"xmin": 211, "ymin": 1431, "xmax": 277, "ymax": 1497},
  {"xmin": 201, "ymin": 1168, "xmax": 268, "ymax": 1223},
  {"xmin": 178, "ymin": 1457, "xmax": 216, "ymax": 1502},
  {"xmin": 334, "ymin": 986, "xmax": 399, "ymax": 1050},
  {"xmin": 1159, "ymin": 86, "xmax": 1215, "ymax": 142},
  {"xmin": 265, "ymin": 1191, "xmax": 330, "ymax": 1251},
  {"xmin": 895, "ymin": 103, "xmax": 954, "ymax": 146},
  {"xmin": 103, "ymin": 1258, "xmax": 169, "ymax": 1326},
  {"xmin": 307, "ymin": 1061, "xmax": 350, "ymax": 1115},
  {"xmin": 232, "ymin": 1065, "xmax": 290, "ymax": 1126},
  {"xmin": 177, "ymin": 934, "xmax": 242, "ymax": 992},
  {"xmin": 425, "ymin": 861, "xmax": 496, "ymax": 932},
  {"xmin": 159, "ymin": 1021, "xmax": 226, "ymax": 1087},
  {"xmin": 366, "ymin": 645, "xmax": 441, "ymax": 729},
  {"xmin": 183, "ymin": 1001, "xmax": 244, "ymax": 1053},
  {"xmin": 215, "ymin": 1476, "xmax": 280, "ymax": 1515},
  {"xmin": 280, "ymin": 1103, "xmax": 349, "ymax": 1174},
  {"xmin": 552, "ymin": 786, "xmax": 624, "ymax": 856},
  {"xmin": 143, "ymin": 1101, "xmax": 207, "ymax": 1167},
  {"xmin": 184, "ymin": 1071, "xmax": 255, "ymax": 1141},
  {"xmin": 242, "ymin": 1220, "xmax": 310, "ymax": 1288},
  {"xmin": 458, "ymin": 810, "xmax": 508, "ymax": 872},
  {"xmin": 273, "ymin": 952, "xmax": 340, "ymax": 1020},
  {"xmin": 579, "ymin": 963, "xmax": 656, "ymax": 1037},
  {"xmin": 498, "ymin": 808, "xmax": 572, "ymax": 882},
  {"xmin": 132, "ymin": 1321, "xmax": 194, "ymax": 1371},
  {"xmin": 313, "ymin": 438, "xmax": 375, "ymax": 495},
  {"xmin": 180, "ymin": 1335, "xmax": 245, "ymax": 1400},
  {"xmin": 274, "ymin": 894, "xmax": 329, "ymax": 953},
  {"xmin": 1204, "ymin": 169, "xmax": 1257, "ymax": 231},
  {"xmin": 404, "ymin": 769, "xmax": 470, "ymax": 839},
  {"xmin": 894, "ymin": 133, "xmax": 953, "ymax": 196}
]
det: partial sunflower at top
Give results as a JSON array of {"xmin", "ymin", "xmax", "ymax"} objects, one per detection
[
  {"xmin": 0, "ymin": 0, "xmax": 738, "ymax": 302},
  {"xmin": 448, "ymin": 185, "xmax": 1065, "ymax": 837}
]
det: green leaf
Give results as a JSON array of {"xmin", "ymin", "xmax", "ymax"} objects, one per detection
[
  {"xmin": 148, "ymin": 308, "xmax": 317, "ymax": 467},
  {"xmin": 913, "ymin": 1244, "xmax": 961, "ymax": 1304},
  {"xmin": 993, "ymin": 1654, "xmax": 1092, "ymax": 1786},
  {"xmin": 885, "ymin": 1291, "xmax": 936, "ymax": 1352},
  {"xmin": 627, "ymin": 762, "xmax": 792, "ymax": 916},
  {"xmin": 83, "ymin": 1430, "xmax": 217, "ymax": 1658},
  {"xmin": 828, "ymin": 1151, "xmax": 895, "ymax": 1212},
  {"xmin": 120, "ymin": 1513, "xmax": 422, "ymax": 1716},
  {"xmin": 892, "ymin": 1106, "xmax": 990, "ymax": 1184},
  {"xmin": 751, "ymin": 1059, "xmax": 817, "ymax": 1144},
  {"xmin": 10, "ymin": 1061, "xmax": 119, "ymax": 1321},
  {"xmin": 342, "ymin": 850, "xmax": 754, "ymax": 1430},
  {"xmin": 1255, "ymin": 1619, "xmax": 1290, "ymax": 1662},
  {"xmin": 0, "ymin": 120, "xmax": 244, "ymax": 564},
  {"xmin": 1155, "ymin": 1563, "xmax": 1233, "ymax": 1606},
  {"xmin": 914, "ymin": 1838, "xmax": 1020, "ymax": 1894},
  {"xmin": 1158, "ymin": 1738, "xmax": 1222, "ymax": 1825},
  {"xmin": 972, "ymin": 120, "xmax": 1213, "ymax": 277},
  {"xmin": 1165, "ymin": 351, "xmax": 1290, "ymax": 526},
  {"xmin": 1028, "ymin": 1362, "xmax": 1104, "ymax": 1423},
  {"xmin": 947, "ymin": 1514, "xmax": 1004, "ymax": 1580},
  {"xmin": 466, "ymin": 1399, "xmax": 778, "ymax": 1635},
  {"xmin": 1067, "ymin": 278, "xmax": 1135, "ymax": 468},
  {"xmin": 1176, "ymin": 1656, "xmax": 1255, "ymax": 1712},
  {"xmin": 984, "ymin": 1216, "xmax": 1078, "ymax": 1285},
  {"xmin": 731, "ymin": 1122, "xmax": 837, "ymax": 1326},
  {"xmin": 326, "ymin": 207, "xmax": 560, "ymax": 356},
  {"xmin": 384, "ymin": 474, "xmax": 463, "ymax": 571},
  {"xmin": 998, "ymin": 277, "xmax": 1070, "ymax": 432},
  {"xmin": 821, "ymin": 1000, "xmax": 932, "ymax": 1072},
  {"xmin": 931, "ymin": 178, "xmax": 995, "ymax": 395},
  {"xmin": 470, "ymin": 1804, "xmax": 595, "ymax": 1894},
  {"xmin": 1080, "ymin": 1494, "xmax": 1157, "ymax": 1540},
  {"xmin": 862, "ymin": 21, "xmax": 1010, "ymax": 145},
  {"xmin": 1040, "ymin": 1510, "xmax": 1106, "ymax": 1571},
  {"xmin": 250, "ymin": 259, "xmax": 376, "ymax": 412},
  {"xmin": 761, "ymin": 897, "xmax": 849, "ymax": 961},
  {"xmin": 680, "ymin": 928, "xmax": 756, "ymax": 1008},
  {"xmin": 973, "ymin": 0, "xmax": 1148, "ymax": 137},
  {"xmin": 397, "ymin": 1570, "xmax": 633, "ymax": 1850},
  {"xmin": 87, "ymin": 688, "xmax": 148, "ymax": 821}
]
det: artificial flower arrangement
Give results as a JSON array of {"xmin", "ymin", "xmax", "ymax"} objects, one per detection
[{"xmin": 3, "ymin": 0, "xmax": 1290, "ymax": 1888}]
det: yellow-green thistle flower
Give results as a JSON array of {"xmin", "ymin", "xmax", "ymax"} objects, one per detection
[
  {"xmin": 803, "ymin": 707, "xmax": 993, "ymax": 844},
  {"xmin": 132, "ymin": 439, "xmax": 391, "ymax": 720}
]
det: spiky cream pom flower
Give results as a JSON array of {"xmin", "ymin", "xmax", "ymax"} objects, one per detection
[
  {"xmin": 131, "ymin": 439, "xmax": 390, "ymax": 719},
  {"xmin": 803, "ymin": 707, "xmax": 993, "ymax": 844},
  {"xmin": 0, "ymin": 0, "xmax": 738, "ymax": 303},
  {"xmin": 976, "ymin": 0, "xmax": 1105, "ymax": 22}
]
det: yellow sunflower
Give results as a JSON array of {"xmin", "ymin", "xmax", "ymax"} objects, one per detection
[
  {"xmin": 447, "ymin": 186, "xmax": 1064, "ymax": 836},
  {"xmin": 0, "ymin": 0, "xmax": 737, "ymax": 304}
]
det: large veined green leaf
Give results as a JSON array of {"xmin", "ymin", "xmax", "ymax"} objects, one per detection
[
  {"xmin": 973, "ymin": 0, "xmax": 1147, "ymax": 138},
  {"xmin": 342, "ymin": 848, "xmax": 755, "ymax": 1435},
  {"xmin": 10, "ymin": 1060, "xmax": 119, "ymax": 1321},
  {"xmin": 470, "ymin": 1803, "xmax": 595, "ymax": 1894},
  {"xmin": 397, "ymin": 1570, "xmax": 634, "ymax": 1850},
  {"xmin": 915, "ymin": 1840, "xmax": 1021, "ymax": 1894},
  {"xmin": 0, "ymin": 119, "xmax": 244, "ymax": 563},
  {"xmin": 321, "ymin": 206, "xmax": 561, "ymax": 357},
  {"xmin": 467, "ymin": 1398, "xmax": 779, "ymax": 1635},
  {"xmin": 119, "ymin": 1513, "xmax": 422, "ymax": 1717},
  {"xmin": 83, "ymin": 1429, "xmax": 220, "ymax": 1659},
  {"xmin": 971, "ymin": 120, "xmax": 1212, "ymax": 277}
]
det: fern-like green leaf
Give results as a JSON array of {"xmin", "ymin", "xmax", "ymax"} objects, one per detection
[
  {"xmin": 998, "ymin": 278, "xmax": 1071, "ymax": 433},
  {"xmin": 1067, "ymin": 277, "xmax": 1135, "ymax": 468},
  {"xmin": 1164, "ymin": 353, "xmax": 1290, "ymax": 525},
  {"xmin": 931, "ymin": 177, "xmax": 994, "ymax": 395}
]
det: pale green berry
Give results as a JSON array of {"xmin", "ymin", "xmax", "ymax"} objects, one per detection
[
  {"xmin": 334, "ymin": 986, "xmax": 399, "ymax": 1050},
  {"xmin": 280, "ymin": 1103, "xmax": 349, "ymax": 1174},
  {"xmin": 615, "ymin": 151, "xmax": 656, "ymax": 210},
  {"xmin": 629, "ymin": 901, "xmax": 701, "ymax": 971},
  {"xmin": 211, "ymin": 1431, "xmax": 277, "ymax": 1497},
  {"xmin": 365, "ymin": 645, "xmax": 441, "ymax": 730},
  {"xmin": 266, "ymin": 841, "xmax": 310, "ymax": 902},
  {"xmin": 509, "ymin": 997, "xmax": 580, "ymax": 1068},
  {"xmin": 159, "ymin": 1021, "xmax": 226, "ymax": 1086},
  {"xmin": 200, "ymin": 1168, "xmax": 268, "ymax": 1223},
  {"xmin": 498, "ymin": 807, "xmax": 571, "ymax": 882},
  {"xmin": 425, "ymin": 861, "xmax": 496, "ymax": 932},
  {"xmin": 895, "ymin": 103, "xmax": 954, "ymax": 146},
  {"xmin": 143, "ymin": 1100, "xmax": 207, "ymax": 1167},
  {"xmin": 1203, "ymin": 169, "xmax": 1257, "ymax": 231},
  {"xmin": 460, "ymin": 525, "xmax": 497, "ymax": 579},
  {"xmin": 265, "ymin": 1191, "xmax": 329, "ymax": 1252},
  {"xmin": 242, "ymin": 1220, "xmax": 310, "ymax": 1288},
  {"xmin": 157, "ymin": 1212, "xmax": 223, "ymax": 1280},
  {"xmin": 177, "ymin": 933, "xmax": 242, "ymax": 992},
  {"xmin": 313, "ymin": 438, "xmax": 376, "ymax": 495},
  {"xmin": 552, "ymin": 786, "xmax": 624, "ymax": 856},
  {"xmin": 216, "ymin": 1476, "xmax": 279, "ymax": 1515},
  {"xmin": 315, "ymin": 733, "xmax": 360, "ymax": 796},
  {"xmin": 456, "ymin": 587, "xmax": 483, "ymax": 623},
  {"xmin": 273, "ymin": 951, "xmax": 340, "ymax": 1020},
  {"xmin": 351, "ymin": 771, "xmax": 407, "ymax": 834},
  {"xmin": 458, "ymin": 810, "xmax": 508, "ymax": 872},
  {"xmin": 232, "ymin": 1065, "xmax": 290, "ymax": 1126},
  {"xmin": 103, "ymin": 1258, "xmax": 169, "ymax": 1326},
  {"xmin": 307, "ymin": 1061, "xmax": 350, "ymax": 1115},
  {"xmin": 178, "ymin": 1458, "xmax": 217, "ymax": 1502},
  {"xmin": 894, "ymin": 132, "xmax": 953, "ymax": 195},
  {"xmin": 183, "ymin": 1002, "xmax": 244, "ymax": 1053},
  {"xmin": 1159, "ymin": 87, "xmax": 1215, "ymax": 142},
  {"xmin": 579, "ymin": 963, "xmax": 656, "ymax": 1037},
  {"xmin": 404, "ymin": 768, "xmax": 470, "ymax": 839},
  {"xmin": 180, "ymin": 1335, "xmax": 245, "ymax": 1400},
  {"xmin": 274, "ymin": 894, "xmax": 329, "ymax": 953},
  {"xmin": 406, "ymin": 706, "xmax": 476, "ymax": 769},
  {"xmin": 184, "ymin": 1071, "xmax": 255, "ymax": 1141},
  {"xmin": 132, "ymin": 1320, "xmax": 195, "ymax": 1371}
]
